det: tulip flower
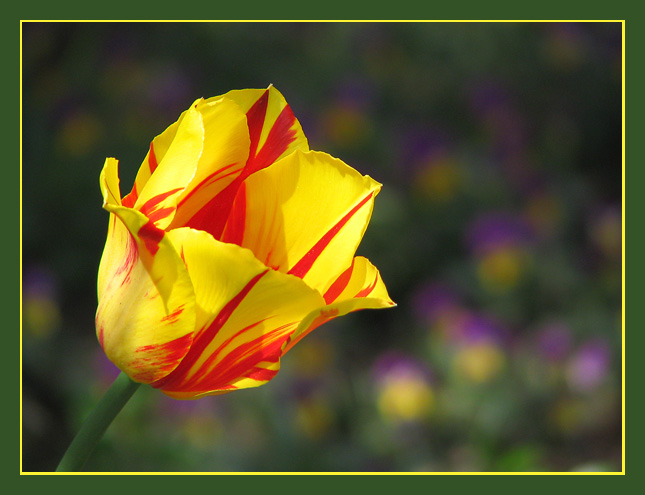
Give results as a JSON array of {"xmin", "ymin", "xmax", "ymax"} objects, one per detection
[{"xmin": 95, "ymin": 86, "xmax": 395, "ymax": 400}]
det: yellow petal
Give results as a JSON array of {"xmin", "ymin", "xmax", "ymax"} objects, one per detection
[
  {"xmin": 96, "ymin": 208, "xmax": 196, "ymax": 384},
  {"xmin": 131, "ymin": 102, "xmax": 204, "ymax": 229},
  {"xmin": 180, "ymin": 86, "xmax": 310, "ymax": 240},
  {"xmin": 151, "ymin": 228, "xmax": 325, "ymax": 399},
  {"xmin": 284, "ymin": 256, "xmax": 396, "ymax": 353},
  {"xmin": 221, "ymin": 150, "xmax": 382, "ymax": 294},
  {"xmin": 169, "ymin": 97, "xmax": 251, "ymax": 228}
]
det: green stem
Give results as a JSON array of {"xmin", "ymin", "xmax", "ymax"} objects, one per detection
[{"xmin": 56, "ymin": 372, "xmax": 140, "ymax": 472}]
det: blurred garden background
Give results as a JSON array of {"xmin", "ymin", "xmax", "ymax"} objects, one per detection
[{"xmin": 21, "ymin": 22, "xmax": 622, "ymax": 472}]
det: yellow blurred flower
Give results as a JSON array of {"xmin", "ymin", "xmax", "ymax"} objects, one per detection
[
  {"xmin": 453, "ymin": 342, "xmax": 505, "ymax": 383},
  {"xmin": 477, "ymin": 246, "xmax": 531, "ymax": 292},
  {"xmin": 295, "ymin": 397, "xmax": 335, "ymax": 440},
  {"xmin": 413, "ymin": 156, "xmax": 463, "ymax": 202},
  {"xmin": 23, "ymin": 295, "xmax": 61, "ymax": 338},
  {"xmin": 322, "ymin": 105, "xmax": 372, "ymax": 148},
  {"xmin": 377, "ymin": 374, "xmax": 434, "ymax": 422},
  {"xmin": 57, "ymin": 110, "xmax": 103, "ymax": 158}
]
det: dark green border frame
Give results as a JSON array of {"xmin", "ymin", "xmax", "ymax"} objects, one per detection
[{"xmin": 11, "ymin": 1, "xmax": 638, "ymax": 490}]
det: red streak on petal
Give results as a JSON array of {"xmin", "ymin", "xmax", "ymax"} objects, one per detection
[
  {"xmin": 115, "ymin": 231, "xmax": 138, "ymax": 275},
  {"xmin": 354, "ymin": 272, "xmax": 379, "ymax": 298},
  {"xmin": 148, "ymin": 142, "xmax": 159, "ymax": 174},
  {"xmin": 246, "ymin": 89, "xmax": 270, "ymax": 160},
  {"xmin": 139, "ymin": 187, "xmax": 183, "ymax": 220},
  {"xmin": 122, "ymin": 143, "xmax": 159, "ymax": 209},
  {"xmin": 152, "ymin": 270, "xmax": 269, "ymax": 390},
  {"xmin": 247, "ymin": 104, "xmax": 297, "ymax": 174},
  {"xmin": 110, "ymin": 230, "xmax": 138, "ymax": 289},
  {"xmin": 97, "ymin": 324, "xmax": 105, "ymax": 348},
  {"xmin": 161, "ymin": 304, "xmax": 185, "ymax": 323},
  {"xmin": 122, "ymin": 181, "xmax": 137, "ymax": 208},
  {"xmin": 323, "ymin": 261, "xmax": 355, "ymax": 304},
  {"xmin": 288, "ymin": 191, "xmax": 375, "ymax": 279},
  {"xmin": 220, "ymin": 182, "xmax": 247, "ymax": 246},
  {"xmin": 130, "ymin": 332, "xmax": 193, "ymax": 383},
  {"xmin": 138, "ymin": 219, "xmax": 165, "ymax": 256},
  {"xmin": 146, "ymin": 206, "xmax": 176, "ymax": 224},
  {"xmin": 176, "ymin": 162, "xmax": 241, "ymax": 210}
]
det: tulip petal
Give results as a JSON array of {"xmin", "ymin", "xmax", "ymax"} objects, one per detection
[
  {"xmin": 183, "ymin": 86, "xmax": 310, "ymax": 240},
  {"xmin": 151, "ymin": 228, "xmax": 325, "ymax": 399},
  {"xmin": 128, "ymin": 102, "xmax": 204, "ymax": 229},
  {"xmin": 221, "ymin": 149, "xmax": 382, "ymax": 294},
  {"xmin": 97, "ymin": 159, "xmax": 197, "ymax": 384},
  {"xmin": 170, "ymin": 97, "xmax": 251, "ymax": 228},
  {"xmin": 95, "ymin": 215, "xmax": 196, "ymax": 384},
  {"xmin": 284, "ymin": 256, "xmax": 396, "ymax": 354}
]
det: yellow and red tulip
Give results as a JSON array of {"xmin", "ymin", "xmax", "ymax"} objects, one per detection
[{"xmin": 96, "ymin": 86, "xmax": 395, "ymax": 400}]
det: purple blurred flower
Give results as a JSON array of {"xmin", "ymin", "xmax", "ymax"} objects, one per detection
[
  {"xmin": 467, "ymin": 212, "xmax": 533, "ymax": 257},
  {"xmin": 333, "ymin": 76, "xmax": 376, "ymax": 111},
  {"xmin": 398, "ymin": 125, "xmax": 453, "ymax": 177},
  {"xmin": 467, "ymin": 79, "xmax": 511, "ymax": 120},
  {"xmin": 453, "ymin": 313, "xmax": 508, "ymax": 348},
  {"xmin": 412, "ymin": 282, "xmax": 461, "ymax": 325},
  {"xmin": 23, "ymin": 265, "xmax": 59, "ymax": 300},
  {"xmin": 467, "ymin": 79, "xmax": 526, "ymax": 153},
  {"xmin": 566, "ymin": 339, "xmax": 612, "ymax": 392},
  {"xmin": 536, "ymin": 322, "xmax": 573, "ymax": 362},
  {"xmin": 372, "ymin": 352, "xmax": 435, "ymax": 387},
  {"xmin": 22, "ymin": 265, "xmax": 61, "ymax": 337}
]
